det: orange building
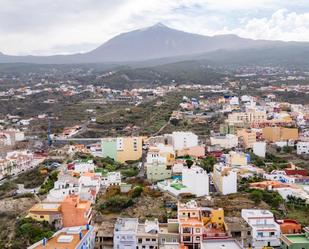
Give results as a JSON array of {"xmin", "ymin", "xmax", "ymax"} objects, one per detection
[
  {"xmin": 277, "ymin": 219, "xmax": 302, "ymax": 234},
  {"xmin": 262, "ymin": 127, "xmax": 298, "ymax": 142},
  {"xmin": 60, "ymin": 195, "xmax": 92, "ymax": 227},
  {"xmin": 177, "ymin": 146, "xmax": 205, "ymax": 158}
]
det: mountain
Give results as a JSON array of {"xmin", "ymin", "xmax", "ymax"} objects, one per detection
[{"xmin": 1, "ymin": 23, "xmax": 309, "ymax": 64}]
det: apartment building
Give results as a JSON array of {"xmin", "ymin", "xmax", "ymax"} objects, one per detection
[
  {"xmin": 136, "ymin": 220, "xmax": 160, "ymax": 249},
  {"xmin": 241, "ymin": 209, "xmax": 281, "ymax": 249},
  {"xmin": 210, "ymin": 134, "xmax": 238, "ymax": 149},
  {"xmin": 0, "ymin": 150, "xmax": 35, "ymax": 179},
  {"xmin": 146, "ymin": 147, "xmax": 172, "ymax": 182},
  {"xmin": 28, "ymin": 225, "xmax": 95, "ymax": 249},
  {"xmin": 171, "ymin": 132, "xmax": 198, "ymax": 151},
  {"xmin": 237, "ymin": 129, "xmax": 256, "ymax": 149},
  {"xmin": 101, "ymin": 171, "xmax": 122, "ymax": 187},
  {"xmin": 114, "ymin": 218, "xmax": 139, "ymax": 249},
  {"xmin": 297, "ymin": 141, "xmax": 309, "ymax": 155},
  {"xmin": 182, "ymin": 166, "xmax": 209, "ymax": 197},
  {"xmin": 178, "ymin": 201, "xmax": 204, "ymax": 249},
  {"xmin": 102, "ymin": 136, "xmax": 144, "ymax": 163},
  {"xmin": 227, "ymin": 110, "xmax": 267, "ymax": 125},
  {"xmin": 212, "ymin": 163, "xmax": 237, "ymax": 195},
  {"xmin": 253, "ymin": 142, "xmax": 266, "ymax": 158},
  {"xmin": 262, "ymin": 127, "xmax": 298, "ymax": 142},
  {"xmin": 60, "ymin": 195, "xmax": 92, "ymax": 227}
]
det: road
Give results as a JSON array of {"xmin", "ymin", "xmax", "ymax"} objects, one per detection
[{"xmin": 138, "ymin": 148, "xmax": 147, "ymax": 178}]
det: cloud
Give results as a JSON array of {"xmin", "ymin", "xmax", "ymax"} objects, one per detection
[
  {"xmin": 0, "ymin": 0, "xmax": 309, "ymax": 55},
  {"xmin": 219, "ymin": 9, "xmax": 309, "ymax": 41}
]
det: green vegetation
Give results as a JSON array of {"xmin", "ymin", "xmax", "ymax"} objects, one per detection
[
  {"xmin": 248, "ymin": 189, "xmax": 284, "ymax": 209},
  {"xmin": 39, "ymin": 171, "xmax": 59, "ymax": 195},
  {"xmin": 12, "ymin": 218, "xmax": 55, "ymax": 248},
  {"xmin": 249, "ymin": 152, "xmax": 289, "ymax": 172},
  {"xmin": 98, "ymin": 184, "xmax": 145, "ymax": 213},
  {"xmin": 199, "ymin": 156, "xmax": 216, "ymax": 173},
  {"xmin": 121, "ymin": 167, "xmax": 139, "ymax": 177}
]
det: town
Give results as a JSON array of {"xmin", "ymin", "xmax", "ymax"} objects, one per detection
[{"xmin": 0, "ymin": 78, "xmax": 308, "ymax": 249}]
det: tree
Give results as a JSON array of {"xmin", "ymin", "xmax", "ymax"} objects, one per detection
[
  {"xmin": 250, "ymin": 190, "xmax": 263, "ymax": 205},
  {"xmin": 200, "ymin": 156, "xmax": 216, "ymax": 173},
  {"xmin": 186, "ymin": 159, "xmax": 194, "ymax": 168}
]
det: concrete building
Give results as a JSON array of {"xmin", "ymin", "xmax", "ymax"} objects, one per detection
[
  {"xmin": 262, "ymin": 127, "xmax": 298, "ymax": 142},
  {"xmin": 210, "ymin": 134, "xmax": 238, "ymax": 149},
  {"xmin": 241, "ymin": 209, "xmax": 281, "ymax": 249},
  {"xmin": 280, "ymin": 227, "xmax": 309, "ymax": 249},
  {"xmin": 73, "ymin": 160, "xmax": 95, "ymax": 174},
  {"xmin": 297, "ymin": 141, "xmax": 309, "ymax": 155},
  {"xmin": 277, "ymin": 219, "xmax": 302, "ymax": 234},
  {"xmin": 182, "ymin": 166, "xmax": 209, "ymax": 197},
  {"xmin": 237, "ymin": 129, "xmax": 256, "ymax": 149},
  {"xmin": 102, "ymin": 137, "xmax": 144, "ymax": 163},
  {"xmin": 201, "ymin": 239, "xmax": 243, "ymax": 249},
  {"xmin": 28, "ymin": 203, "xmax": 62, "ymax": 229},
  {"xmin": 136, "ymin": 219, "xmax": 160, "ymax": 249},
  {"xmin": 171, "ymin": 132, "xmax": 198, "ymax": 151},
  {"xmin": 219, "ymin": 124, "xmax": 235, "ymax": 135},
  {"xmin": 212, "ymin": 163, "xmax": 237, "ymax": 195},
  {"xmin": 28, "ymin": 225, "xmax": 95, "ymax": 249},
  {"xmin": 177, "ymin": 201, "xmax": 204, "ymax": 249},
  {"xmin": 114, "ymin": 218, "xmax": 139, "ymax": 249},
  {"xmin": 101, "ymin": 171, "xmax": 122, "ymax": 187},
  {"xmin": 227, "ymin": 110, "xmax": 267, "ymax": 125},
  {"xmin": 253, "ymin": 142, "xmax": 266, "ymax": 158},
  {"xmin": 60, "ymin": 195, "xmax": 92, "ymax": 227}
]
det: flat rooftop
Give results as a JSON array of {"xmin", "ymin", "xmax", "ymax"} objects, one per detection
[
  {"xmin": 202, "ymin": 239, "xmax": 242, "ymax": 249},
  {"xmin": 31, "ymin": 229, "xmax": 89, "ymax": 249},
  {"xmin": 285, "ymin": 234, "xmax": 309, "ymax": 244}
]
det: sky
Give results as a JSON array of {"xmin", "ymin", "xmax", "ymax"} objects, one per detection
[{"xmin": 1, "ymin": 0, "xmax": 309, "ymax": 55}]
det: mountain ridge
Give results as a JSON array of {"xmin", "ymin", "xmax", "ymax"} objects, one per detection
[{"xmin": 1, "ymin": 23, "xmax": 309, "ymax": 64}]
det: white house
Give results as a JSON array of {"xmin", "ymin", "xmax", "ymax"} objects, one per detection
[
  {"xmin": 182, "ymin": 166, "xmax": 209, "ymax": 197},
  {"xmin": 73, "ymin": 160, "xmax": 95, "ymax": 173},
  {"xmin": 297, "ymin": 141, "xmax": 309, "ymax": 155},
  {"xmin": 101, "ymin": 171, "xmax": 121, "ymax": 187},
  {"xmin": 241, "ymin": 209, "xmax": 281, "ymax": 249},
  {"xmin": 253, "ymin": 142, "xmax": 266, "ymax": 158},
  {"xmin": 210, "ymin": 134, "xmax": 238, "ymax": 149},
  {"xmin": 212, "ymin": 163, "xmax": 237, "ymax": 195},
  {"xmin": 171, "ymin": 131, "xmax": 198, "ymax": 150},
  {"xmin": 114, "ymin": 218, "xmax": 139, "ymax": 249}
]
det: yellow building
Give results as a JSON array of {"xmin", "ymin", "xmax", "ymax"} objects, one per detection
[
  {"xmin": 202, "ymin": 208, "xmax": 225, "ymax": 229},
  {"xmin": 237, "ymin": 129, "xmax": 256, "ymax": 148},
  {"xmin": 116, "ymin": 136, "xmax": 144, "ymax": 163},
  {"xmin": 102, "ymin": 136, "xmax": 145, "ymax": 163},
  {"xmin": 229, "ymin": 151, "xmax": 248, "ymax": 167},
  {"xmin": 28, "ymin": 203, "xmax": 62, "ymax": 228},
  {"xmin": 262, "ymin": 127, "xmax": 298, "ymax": 142}
]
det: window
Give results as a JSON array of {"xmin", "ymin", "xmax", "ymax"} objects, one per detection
[
  {"xmin": 183, "ymin": 236, "xmax": 191, "ymax": 242},
  {"xmin": 270, "ymin": 232, "xmax": 275, "ymax": 236},
  {"xmin": 161, "ymin": 238, "xmax": 166, "ymax": 243},
  {"xmin": 195, "ymin": 228, "xmax": 200, "ymax": 233},
  {"xmin": 151, "ymin": 238, "xmax": 156, "ymax": 242},
  {"xmin": 146, "ymin": 238, "xmax": 150, "ymax": 241},
  {"xmin": 196, "ymin": 236, "xmax": 200, "ymax": 241},
  {"xmin": 183, "ymin": 227, "xmax": 191, "ymax": 233},
  {"xmin": 150, "ymin": 246, "xmax": 154, "ymax": 249},
  {"xmin": 138, "ymin": 238, "xmax": 142, "ymax": 243},
  {"xmin": 40, "ymin": 215, "xmax": 44, "ymax": 218}
]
